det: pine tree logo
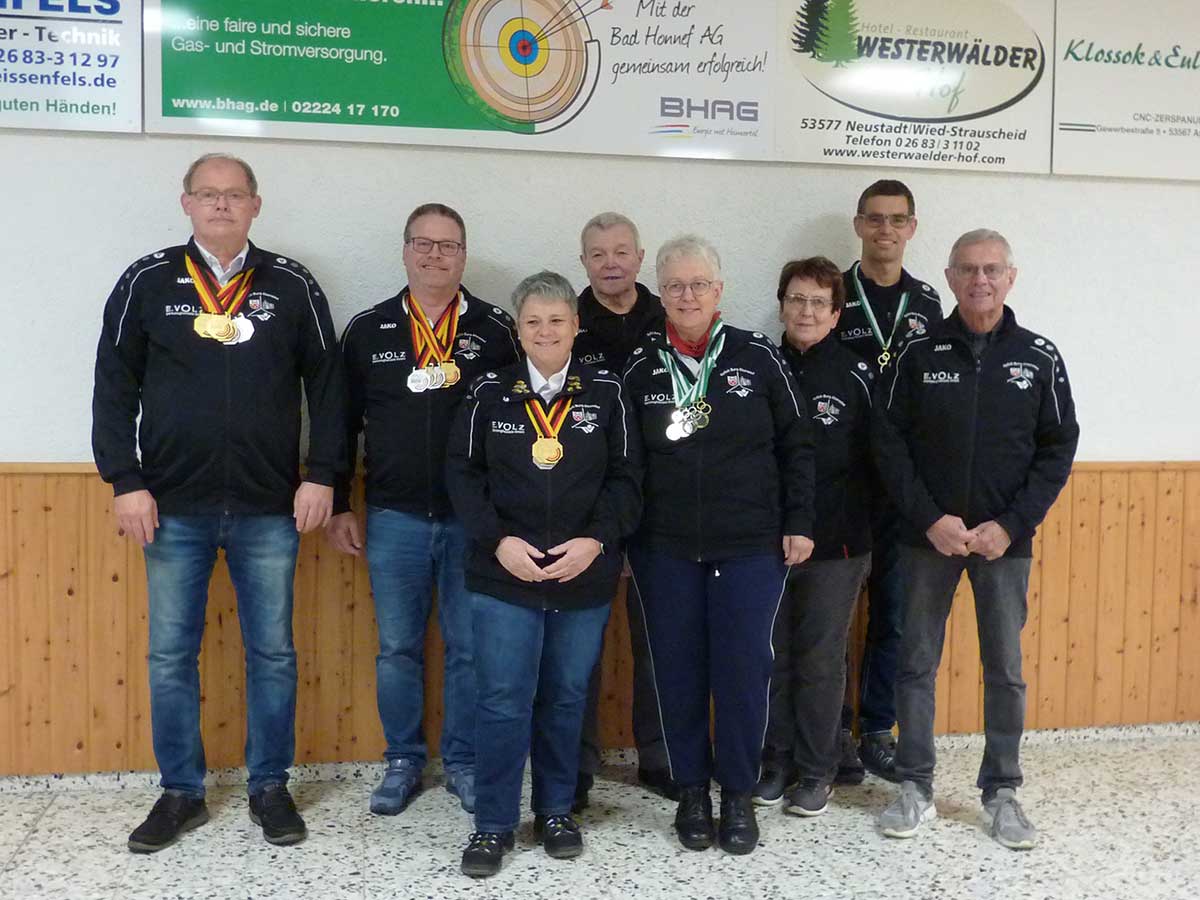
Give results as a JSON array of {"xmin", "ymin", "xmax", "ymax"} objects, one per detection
[
  {"xmin": 815, "ymin": 0, "xmax": 860, "ymax": 67},
  {"xmin": 792, "ymin": 0, "xmax": 829, "ymax": 57}
]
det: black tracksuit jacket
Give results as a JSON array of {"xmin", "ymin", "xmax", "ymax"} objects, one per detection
[
  {"xmin": 334, "ymin": 286, "xmax": 520, "ymax": 516},
  {"xmin": 572, "ymin": 282, "xmax": 665, "ymax": 372},
  {"xmin": 873, "ymin": 306, "xmax": 1080, "ymax": 557},
  {"xmin": 91, "ymin": 239, "xmax": 344, "ymax": 514},
  {"xmin": 780, "ymin": 331, "xmax": 876, "ymax": 560},
  {"xmin": 623, "ymin": 325, "xmax": 815, "ymax": 561},
  {"xmin": 446, "ymin": 360, "xmax": 643, "ymax": 610},
  {"xmin": 839, "ymin": 263, "xmax": 943, "ymax": 370}
]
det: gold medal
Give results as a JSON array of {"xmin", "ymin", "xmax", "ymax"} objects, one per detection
[
  {"xmin": 186, "ymin": 255, "xmax": 256, "ymax": 343},
  {"xmin": 440, "ymin": 359, "xmax": 461, "ymax": 387},
  {"xmin": 532, "ymin": 436, "xmax": 564, "ymax": 468}
]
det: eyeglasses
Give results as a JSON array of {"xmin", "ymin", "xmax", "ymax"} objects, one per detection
[
  {"xmin": 856, "ymin": 213, "xmax": 912, "ymax": 229},
  {"xmin": 783, "ymin": 293, "xmax": 832, "ymax": 312},
  {"xmin": 950, "ymin": 263, "xmax": 1009, "ymax": 280},
  {"xmin": 661, "ymin": 279, "xmax": 716, "ymax": 299},
  {"xmin": 189, "ymin": 188, "xmax": 254, "ymax": 206},
  {"xmin": 406, "ymin": 237, "xmax": 464, "ymax": 256}
]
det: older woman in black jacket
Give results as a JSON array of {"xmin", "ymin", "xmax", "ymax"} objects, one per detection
[
  {"xmin": 623, "ymin": 236, "xmax": 815, "ymax": 855},
  {"xmin": 447, "ymin": 271, "xmax": 642, "ymax": 878}
]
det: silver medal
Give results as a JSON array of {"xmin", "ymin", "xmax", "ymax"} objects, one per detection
[
  {"xmin": 681, "ymin": 418, "xmax": 696, "ymax": 436},
  {"xmin": 671, "ymin": 409, "xmax": 686, "ymax": 424},
  {"xmin": 427, "ymin": 364, "xmax": 447, "ymax": 389},
  {"xmin": 407, "ymin": 369, "xmax": 431, "ymax": 393},
  {"xmin": 666, "ymin": 422, "xmax": 685, "ymax": 442}
]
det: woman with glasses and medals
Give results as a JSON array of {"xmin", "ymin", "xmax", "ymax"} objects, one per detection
[
  {"xmin": 446, "ymin": 271, "xmax": 642, "ymax": 878},
  {"xmin": 753, "ymin": 257, "xmax": 876, "ymax": 817},
  {"xmin": 623, "ymin": 236, "xmax": 815, "ymax": 855}
]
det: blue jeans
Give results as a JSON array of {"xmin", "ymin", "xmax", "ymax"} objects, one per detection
[
  {"xmin": 365, "ymin": 507, "xmax": 474, "ymax": 771},
  {"xmin": 143, "ymin": 515, "xmax": 300, "ymax": 798},
  {"xmin": 471, "ymin": 593, "xmax": 610, "ymax": 834}
]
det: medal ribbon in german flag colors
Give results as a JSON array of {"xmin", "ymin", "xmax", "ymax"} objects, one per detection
[
  {"xmin": 525, "ymin": 395, "xmax": 573, "ymax": 469},
  {"xmin": 408, "ymin": 294, "xmax": 461, "ymax": 368},
  {"xmin": 185, "ymin": 254, "xmax": 255, "ymax": 317}
]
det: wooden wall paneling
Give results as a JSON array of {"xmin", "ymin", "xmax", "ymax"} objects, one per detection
[
  {"xmin": 1176, "ymin": 471, "xmax": 1200, "ymax": 720},
  {"xmin": 292, "ymin": 533, "xmax": 320, "ymax": 763},
  {"xmin": 0, "ymin": 477, "xmax": 13, "ymax": 774},
  {"xmin": 1021, "ymin": 528, "xmax": 1045, "ymax": 730},
  {"xmin": 598, "ymin": 580, "xmax": 634, "ymax": 749},
  {"xmin": 1121, "ymin": 472, "xmax": 1158, "ymax": 723},
  {"xmin": 85, "ymin": 477, "xmax": 130, "ymax": 770},
  {"xmin": 1035, "ymin": 482, "xmax": 1072, "ymax": 728},
  {"xmin": 1065, "ymin": 472, "xmax": 1101, "ymax": 727},
  {"xmin": 1147, "ymin": 472, "xmax": 1184, "ymax": 722},
  {"xmin": 1093, "ymin": 473, "xmax": 1130, "ymax": 725},
  {"xmin": 350, "ymin": 550, "xmax": 383, "ymax": 762},
  {"xmin": 946, "ymin": 573, "xmax": 981, "ymax": 733},
  {"xmin": 313, "ymin": 535, "xmax": 355, "ymax": 761},
  {"xmin": 12, "ymin": 476, "xmax": 51, "ymax": 773},
  {"xmin": 46, "ymin": 476, "xmax": 89, "ymax": 772},
  {"xmin": 422, "ymin": 600, "xmax": 447, "ymax": 753},
  {"xmin": 200, "ymin": 558, "xmax": 246, "ymax": 769},
  {"xmin": 124, "ymin": 536, "xmax": 154, "ymax": 771}
]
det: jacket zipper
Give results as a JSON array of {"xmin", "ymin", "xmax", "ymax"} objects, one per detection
[
  {"xmin": 544, "ymin": 467, "xmax": 554, "ymax": 609},
  {"xmin": 961, "ymin": 344, "xmax": 981, "ymax": 521},
  {"xmin": 224, "ymin": 346, "xmax": 232, "ymax": 516},
  {"xmin": 425, "ymin": 392, "xmax": 434, "ymax": 518},
  {"xmin": 695, "ymin": 441, "xmax": 704, "ymax": 562}
]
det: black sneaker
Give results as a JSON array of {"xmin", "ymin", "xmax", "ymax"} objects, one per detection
[
  {"xmin": 718, "ymin": 792, "xmax": 759, "ymax": 855},
  {"xmin": 128, "ymin": 793, "xmax": 210, "ymax": 853},
  {"xmin": 674, "ymin": 784, "xmax": 715, "ymax": 851},
  {"xmin": 638, "ymin": 767, "xmax": 681, "ymax": 801},
  {"xmin": 534, "ymin": 813, "xmax": 584, "ymax": 859},
  {"xmin": 859, "ymin": 731, "xmax": 901, "ymax": 783},
  {"xmin": 248, "ymin": 784, "xmax": 307, "ymax": 846},
  {"xmin": 572, "ymin": 772, "xmax": 594, "ymax": 813},
  {"xmin": 751, "ymin": 764, "xmax": 794, "ymax": 807},
  {"xmin": 461, "ymin": 831, "xmax": 515, "ymax": 878},
  {"xmin": 784, "ymin": 778, "xmax": 833, "ymax": 817},
  {"xmin": 835, "ymin": 728, "xmax": 865, "ymax": 785}
]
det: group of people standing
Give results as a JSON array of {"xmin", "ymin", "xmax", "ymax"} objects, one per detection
[{"xmin": 91, "ymin": 154, "xmax": 1078, "ymax": 878}]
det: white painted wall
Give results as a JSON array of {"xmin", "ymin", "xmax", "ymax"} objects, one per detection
[{"xmin": 2, "ymin": 130, "xmax": 1197, "ymax": 461}]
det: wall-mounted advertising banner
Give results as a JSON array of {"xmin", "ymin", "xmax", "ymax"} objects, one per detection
[
  {"xmin": 143, "ymin": 0, "xmax": 776, "ymax": 161},
  {"xmin": 0, "ymin": 0, "xmax": 142, "ymax": 133},
  {"xmin": 143, "ymin": 0, "xmax": 1054, "ymax": 175},
  {"xmin": 773, "ymin": 0, "xmax": 1054, "ymax": 174},
  {"xmin": 1053, "ymin": 0, "xmax": 1200, "ymax": 182}
]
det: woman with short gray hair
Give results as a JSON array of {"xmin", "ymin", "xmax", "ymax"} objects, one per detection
[
  {"xmin": 623, "ymin": 236, "xmax": 816, "ymax": 856},
  {"xmin": 447, "ymin": 271, "xmax": 643, "ymax": 877}
]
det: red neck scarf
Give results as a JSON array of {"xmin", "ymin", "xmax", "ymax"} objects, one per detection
[{"xmin": 667, "ymin": 313, "xmax": 721, "ymax": 358}]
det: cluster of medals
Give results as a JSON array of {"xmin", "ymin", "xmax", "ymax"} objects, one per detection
[
  {"xmin": 659, "ymin": 320, "xmax": 727, "ymax": 442},
  {"xmin": 525, "ymin": 389, "xmax": 575, "ymax": 470},
  {"xmin": 405, "ymin": 294, "xmax": 462, "ymax": 393},
  {"xmin": 851, "ymin": 261, "xmax": 909, "ymax": 370},
  {"xmin": 187, "ymin": 255, "xmax": 256, "ymax": 345}
]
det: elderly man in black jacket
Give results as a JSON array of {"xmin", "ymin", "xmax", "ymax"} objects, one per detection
[
  {"xmin": 92, "ymin": 153, "xmax": 344, "ymax": 852},
  {"xmin": 872, "ymin": 229, "xmax": 1079, "ymax": 850}
]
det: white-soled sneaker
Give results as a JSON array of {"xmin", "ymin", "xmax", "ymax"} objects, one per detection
[
  {"xmin": 983, "ymin": 788, "xmax": 1038, "ymax": 850},
  {"xmin": 878, "ymin": 780, "xmax": 936, "ymax": 838}
]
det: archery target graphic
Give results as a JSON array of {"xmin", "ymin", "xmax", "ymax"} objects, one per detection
[{"xmin": 444, "ymin": 0, "xmax": 602, "ymax": 133}]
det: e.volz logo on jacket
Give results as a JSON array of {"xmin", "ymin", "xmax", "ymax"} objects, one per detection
[
  {"xmin": 923, "ymin": 371, "xmax": 960, "ymax": 384},
  {"xmin": 492, "ymin": 421, "xmax": 526, "ymax": 434},
  {"xmin": 165, "ymin": 303, "xmax": 202, "ymax": 317},
  {"xmin": 371, "ymin": 351, "xmax": 407, "ymax": 365}
]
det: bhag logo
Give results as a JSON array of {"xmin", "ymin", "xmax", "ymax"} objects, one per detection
[{"xmin": 660, "ymin": 97, "xmax": 759, "ymax": 121}]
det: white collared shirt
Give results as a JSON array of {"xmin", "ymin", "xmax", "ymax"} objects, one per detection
[
  {"xmin": 527, "ymin": 358, "xmax": 571, "ymax": 403},
  {"xmin": 194, "ymin": 239, "xmax": 249, "ymax": 287}
]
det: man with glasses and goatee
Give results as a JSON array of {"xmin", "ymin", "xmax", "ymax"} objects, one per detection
[
  {"xmin": 93, "ymin": 153, "xmax": 344, "ymax": 852},
  {"xmin": 326, "ymin": 203, "xmax": 519, "ymax": 819},
  {"xmin": 837, "ymin": 179, "xmax": 943, "ymax": 786}
]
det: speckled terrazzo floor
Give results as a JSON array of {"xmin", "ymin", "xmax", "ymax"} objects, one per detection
[{"xmin": 1, "ymin": 725, "xmax": 1198, "ymax": 900}]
